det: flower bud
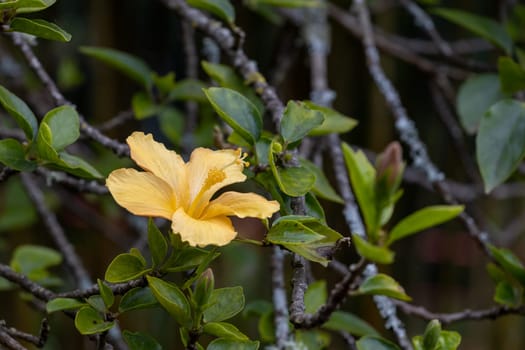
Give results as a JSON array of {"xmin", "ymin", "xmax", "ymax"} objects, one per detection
[
  {"xmin": 423, "ymin": 319, "xmax": 441, "ymax": 350},
  {"xmin": 193, "ymin": 268, "xmax": 215, "ymax": 307},
  {"xmin": 375, "ymin": 141, "xmax": 404, "ymax": 191}
]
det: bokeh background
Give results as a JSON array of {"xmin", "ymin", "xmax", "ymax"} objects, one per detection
[{"xmin": 1, "ymin": 0, "xmax": 524, "ymax": 349}]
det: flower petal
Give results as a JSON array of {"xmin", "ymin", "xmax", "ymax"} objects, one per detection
[
  {"xmin": 107, "ymin": 168, "xmax": 175, "ymax": 219},
  {"xmin": 127, "ymin": 132, "xmax": 189, "ymax": 208},
  {"xmin": 171, "ymin": 208, "xmax": 236, "ymax": 247},
  {"xmin": 201, "ymin": 191, "xmax": 280, "ymax": 220},
  {"xmin": 186, "ymin": 148, "xmax": 247, "ymax": 216}
]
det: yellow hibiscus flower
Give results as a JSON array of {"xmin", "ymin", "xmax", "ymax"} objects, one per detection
[{"xmin": 106, "ymin": 132, "xmax": 280, "ymax": 247}]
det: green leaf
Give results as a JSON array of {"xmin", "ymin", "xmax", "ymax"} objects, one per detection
[
  {"xmin": 97, "ymin": 279, "xmax": 115, "ymax": 308},
  {"xmin": 476, "ymin": 100, "xmax": 525, "ymax": 192},
  {"xmin": 10, "ymin": 18, "xmax": 71, "ymax": 42},
  {"xmin": 0, "ymin": 139, "xmax": 36, "ymax": 171},
  {"xmin": 300, "ymin": 159, "xmax": 343, "ymax": 204},
  {"xmin": 10, "ymin": 245, "xmax": 61, "ymax": 277},
  {"xmin": 188, "ymin": 0, "xmax": 235, "ymax": 23},
  {"xmin": 356, "ymin": 336, "xmax": 401, "ymax": 350},
  {"xmin": 342, "ymin": 143, "xmax": 377, "ymax": 234},
  {"xmin": 74, "ymin": 306, "xmax": 114, "ymax": 335},
  {"xmin": 323, "ymin": 311, "xmax": 379, "ymax": 337},
  {"xmin": 353, "ymin": 234, "xmax": 395, "ymax": 264},
  {"xmin": 168, "ymin": 79, "xmax": 207, "ymax": 102},
  {"xmin": 147, "ymin": 276, "xmax": 192, "ymax": 328},
  {"xmin": 123, "ymin": 331, "xmax": 162, "ymax": 350},
  {"xmin": 203, "ymin": 322, "xmax": 250, "ymax": 341},
  {"xmin": 41, "ymin": 105, "xmax": 80, "ymax": 150},
  {"xmin": 80, "ymin": 46, "xmax": 153, "ymax": 88},
  {"xmin": 422, "ymin": 320, "xmax": 441, "ymax": 350},
  {"xmin": 148, "ymin": 219, "xmax": 168, "ymax": 268},
  {"xmin": 164, "ymin": 247, "xmax": 219, "ymax": 273},
  {"xmin": 201, "ymin": 62, "xmax": 264, "ymax": 114},
  {"xmin": 119, "ymin": 287, "xmax": 158, "ymax": 313},
  {"xmin": 132, "ymin": 92, "xmax": 159, "ymax": 119},
  {"xmin": 0, "ymin": 85, "xmax": 38, "ymax": 140},
  {"xmin": 456, "ymin": 74, "xmax": 507, "ymax": 134},
  {"xmin": 104, "ymin": 253, "xmax": 148, "ymax": 283},
  {"xmin": 54, "ymin": 151, "xmax": 103, "ymax": 179},
  {"xmin": 16, "ymin": 0, "xmax": 56, "ymax": 13},
  {"xmin": 303, "ymin": 101, "xmax": 357, "ymax": 136},
  {"xmin": 304, "ymin": 280, "xmax": 326, "ymax": 314},
  {"xmin": 266, "ymin": 220, "xmax": 325, "ymax": 245},
  {"xmin": 494, "ymin": 281, "xmax": 522, "ymax": 307},
  {"xmin": 46, "ymin": 298, "xmax": 86, "ymax": 313},
  {"xmin": 207, "ymin": 338, "xmax": 259, "ymax": 350},
  {"xmin": 413, "ymin": 330, "xmax": 461, "ymax": 350},
  {"xmin": 204, "ymin": 87, "xmax": 262, "ymax": 144},
  {"xmin": 432, "ymin": 8, "xmax": 513, "ymax": 54},
  {"xmin": 280, "ymin": 101, "xmax": 324, "ymax": 144},
  {"xmin": 204, "ymin": 286, "xmax": 245, "ymax": 323},
  {"xmin": 387, "ymin": 205, "xmax": 464, "ymax": 246},
  {"xmin": 498, "ymin": 57, "xmax": 525, "ymax": 94},
  {"xmin": 489, "ymin": 245, "xmax": 525, "ymax": 286},
  {"xmin": 86, "ymin": 295, "xmax": 107, "ymax": 313},
  {"xmin": 357, "ymin": 274, "xmax": 411, "ymax": 301}
]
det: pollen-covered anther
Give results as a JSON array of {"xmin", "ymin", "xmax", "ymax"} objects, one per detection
[{"xmin": 203, "ymin": 168, "xmax": 226, "ymax": 190}]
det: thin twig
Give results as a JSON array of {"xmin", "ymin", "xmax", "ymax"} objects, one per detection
[
  {"xmin": 35, "ymin": 168, "xmax": 108, "ymax": 194},
  {"xmin": 9, "ymin": 33, "xmax": 129, "ymax": 157},
  {"xmin": 0, "ymin": 264, "xmax": 55, "ymax": 301},
  {"xmin": 0, "ymin": 329, "xmax": 26, "ymax": 350},
  {"xmin": 271, "ymin": 246, "xmax": 291, "ymax": 348},
  {"xmin": 0, "ymin": 319, "xmax": 49, "ymax": 348},
  {"xmin": 352, "ymin": 0, "xmax": 492, "ymax": 258},
  {"xmin": 21, "ymin": 173, "xmax": 92, "ymax": 289},
  {"xmin": 394, "ymin": 300, "xmax": 525, "ymax": 325}
]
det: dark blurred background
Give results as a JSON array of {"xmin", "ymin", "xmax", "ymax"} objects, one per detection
[{"xmin": 1, "ymin": 0, "xmax": 524, "ymax": 349}]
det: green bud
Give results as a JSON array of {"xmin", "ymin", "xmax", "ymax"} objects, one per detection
[
  {"xmin": 422, "ymin": 319, "xmax": 441, "ymax": 350},
  {"xmin": 271, "ymin": 141, "xmax": 283, "ymax": 153},
  {"xmin": 193, "ymin": 268, "xmax": 215, "ymax": 308}
]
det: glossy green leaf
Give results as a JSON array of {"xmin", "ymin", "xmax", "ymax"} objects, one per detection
[
  {"xmin": 147, "ymin": 276, "xmax": 192, "ymax": 328},
  {"xmin": 148, "ymin": 219, "xmax": 168, "ymax": 268},
  {"xmin": 188, "ymin": 0, "xmax": 235, "ymax": 23},
  {"xmin": 0, "ymin": 0, "xmax": 18, "ymax": 10},
  {"xmin": 353, "ymin": 234, "xmax": 394, "ymax": 264},
  {"xmin": 41, "ymin": 105, "xmax": 80, "ymax": 150},
  {"xmin": 476, "ymin": 100, "xmax": 525, "ymax": 192},
  {"xmin": 266, "ymin": 220, "xmax": 325, "ymax": 245},
  {"xmin": 494, "ymin": 281, "xmax": 522, "ymax": 307},
  {"xmin": 203, "ymin": 322, "xmax": 250, "ymax": 341},
  {"xmin": 119, "ymin": 287, "xmax": 158, "ymax": 313},
  {"xmin": 54, "ymin": 151, "xmax": 103, "ymax": 178},
  {"xmin": 303, "ymin": 101, "xmax": 357, "ymax": 136},
  {"xmin": 280, "ymin": 101, "xmax": 324, "ymax": 144},
  {"xmin": 104, "ymin": 253, "xmax": 148, "ymax": 283},
  {"xmin": 304, "ymin": 192, "xmax": 326, "ymax": 222},
  {"xmin": 277, "ymin": 166, "xmax": 316, "ymax": 197},
  {"xmin": 74, "ymin": 306, "xmax": 114, "ymax": 335},
  {"xmin": 123, "ymin": 330, "xmax": 162, "ymax": 350},
  {"xmin": 356, "ymin": 336, "xmax": 401, "ymax": 350},
  {"xmin": 456, "ymin": 74, "xmax": 506, "ymax": 134},
  {"xmin": 304, "ymin": 280, "xmax": 326, "ymax": 314},
  {"xmin": 80, "ymin": 46, "xmax": 153, "ymax": 88},
  {"xmin": 97, "ymin": 279, "xmax": 115, "ymax": 308},
  {"xmin": 86, "ymin": 295, "xmax": 107, "ymax": 313},
  {"xmin": 342, "ymin": 143, "xmax": 377, "ymax": 233},
  {"xmin": 489, "ymin": 245, "xmax": 525, "ymax": 286},
  {"xmin": 387, "ymin": 205, "xmax": 464, "ymax": 246},
  {"xmin": 0, "ymin": 139, "xmax": 36, "ymax": 171},
  {"xmin": 207, "ymin": 338, "xmax": 259, "ymax": 350},
  {"xmin": 10, "ymin": 18, "xmax": 71, "ymax": 42},
  {"xmin": 498, "ymin": 57, "xmax": 525, "ymax": 94},
  {"xmin": 323, "ymin": 311, "xmax": 379, "ymax": 337},
  {"xmin": 300, "ymin": 159, "xmax": 343, "ymax": 203},
  {"xmin": 432, "ymin": 8, "xmax": 513, "ymax": 54},
  {"xmin": 16, "ymin": 0, "xmax": 56, "ymax": 13},
  {"xmin": 357, "ymin": 274, "xmax": 411, "ymax": 301},
  {"xmin": 0, "ymin": 85, "xmax": 38, "ymax": 139},
  {"xmin": 46, "ymin": 298, "xmax": 86, "ymax": 313},
  {"xmin": 201, "ymin": 62, "xmax": 264, "ymax": 114},
  {"xmin": 204, "ymin": 87, "xmax": 262, "ymax": 144},
  {"xmin": 204, "ymin": 286, "xmax": 245, "ymax": 323},
  {"xmin": 168, "ymin": 79, "xmax": 207, "ymax": 102},
  {"xmin": 164, "ymin": 247, "xmax": 219, "ymax": 273}
]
